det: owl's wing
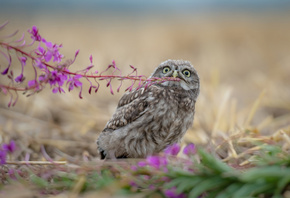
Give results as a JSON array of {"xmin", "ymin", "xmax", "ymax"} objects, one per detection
[{"xmin": 103, "ymin": 86, "xmax": 151, "ymax": 131}]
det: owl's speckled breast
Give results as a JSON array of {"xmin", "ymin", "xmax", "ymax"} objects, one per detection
[
  {"xmin": 147, "ymin": 87, "xmax": 195, "ymax": 145},
  {"xmin": 122, "ymin": 86, "xmax": 196, "ymax": 157}
]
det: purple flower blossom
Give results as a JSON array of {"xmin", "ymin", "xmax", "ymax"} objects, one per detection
[
  {"xmin": 27, "ymin": 79, "xmax": 42, "ymax": 92},
  {"xmin": 183, "ymin": 143, "xmax": 196, "ymax": 156},
  {"xmin": 28, "ymin": 26, "xmax": 41, "ymax": 41},
  {"xmin": 162, "ymin": 176, "xmax": 170, "ymax": 182},
  {"xmin": 28, "ymin": 79, "xmax": 37, "ymax": 87},
  {"xmin": 72, "ymin": 50, "xmax": 80, "ymax": 63},
  {"xmin": 52, "ymin": 86, "xmax": 65, "ymax": 94},
  {"xmin": 164, "ymin": 143, "xmax": 181, "ymax": 156},
  {"xmin": 164, "ymin": 187, "xmax": 186, "ymax": 198},
  {"xmin": 89, "ymin": 54, "xmax": 93, "ymax": 64},
  {"xmin": 88, "ymin": 85, "xmax": 98, "ymax": 94},
  {"xmin": 2, "ymin": 140, "xmax": 16, "ymax": 153},
  {"xmin": 20, "ymin": 56, "xmax": 27, "ymax": 66},
  {"xmin": 1, "ymin": 67, "xmax": 9, "ymax": 75},
  {"xmin": 48, "ymin": 70, "xmax": 67, "ymax": 87},
  {"xmin": 75, "ymin": 49, "xmax": 80, "ymax": 58},
  {"xmin": 131, "ymin": 165, "xmax": 138, "ymax": 171},
  {"xmin": 146, "ymin": 155, "xmax": 168, "ymax": 169},
  {"xmin": 35, "ymin": 39, "xmax": 63, "ymax": 63},
  {"xmin": 38, "ymin": 74, "xmax": 47, "ymax": 82},
  {"xmin": 34, "ymin": 59, "xmax": 46, "ymax": 69},
  {"xmin": 15, "ymin": 56, "xmax": 27, "ymax": 83},
  {"xmin": 149, "ymin": 184, "xmax": 156, "ymax": 190},
  {"xmin": 138, "ymin": 161, "xmax": 147, "ymax": 167},
  {"xmin": 35, "ymin": 46, "xmax": 46, "ymax": 60},
  {"xmin": 67, "ymin": 74, "xmax": 82, "ymax": 91},
  {"xmin": 129, "ymin": 181, "xmax": 138, "ymax": 187},
  {"xmin": 0, "ymin": 149, "xmax": 7, "ymax": 165},
  {"xmin": 15, "ymin": 73, "xmax": 24, "ymax": 83},
  {"xmin": 44, "ymin": 41, "xmax": 63, "ymax": 63}
]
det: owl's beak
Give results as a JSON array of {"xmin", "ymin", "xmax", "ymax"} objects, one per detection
[{"xmin": 172, "ymin": 70, "xmax": 178, "ymax": 78}]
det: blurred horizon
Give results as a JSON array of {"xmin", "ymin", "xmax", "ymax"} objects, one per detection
[{"xmin": 1, "ymin": 0, "xmax": 290, "ymax": 17}]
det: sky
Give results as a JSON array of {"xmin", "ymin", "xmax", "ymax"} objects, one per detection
[{"xmin": 1, "ymin": 0, "xmax": 290, "ymax": 17}]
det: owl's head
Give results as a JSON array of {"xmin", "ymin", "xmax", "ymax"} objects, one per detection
[{"xmin": 150, "ymin": 59, "xmax": 200, "ymax": 94}]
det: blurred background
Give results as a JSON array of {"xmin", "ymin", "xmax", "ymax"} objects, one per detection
[{"xmin": 0, "ymin": 1, "xmax": 290, "ymax": 160}]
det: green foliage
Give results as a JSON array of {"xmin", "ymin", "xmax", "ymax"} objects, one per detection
[
  {"xmin": 2, "ymin": 145, "xmax": 289, "ymax": 197},
  {"xmin": 252, "ymin": 145, "xmax": 290, "ymax": 167},
  {"xmin": 165, "ymin": 148, "xmax": 290, "ymax": 198},
  {"xmin": 30, "ymin": 174, "xmax": 49, "ymax": 188}
]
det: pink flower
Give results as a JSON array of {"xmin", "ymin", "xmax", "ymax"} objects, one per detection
[
  {"xmin": 52, "ymin": 86, "xmax": 65, "ymax": 94},
  {"xmin": 15, "ymin": 56, "xmax": 27, "ymax": 83},
  {"xmin": 138, "ymin": 161, "xmax": 147, "ymax": 167},
  {"xmin": 0, "ymin": 149, "xmax": 6, "ymax": 165},
  {"xmin": 28, "ymin": 26, "xmax": 41, "ymax": 41},
  {"xmin": 130, "ymin": 165, "xmax": 138, "ymax": 171},
  {"xmin": 149, "ymin": 184, "xmax": 156, "ymax": 190},
  {"xmin": 2, "ymin": 140, "xmax": 16, "ymax": 153},
  {"xmin": 88, "ymin": 85, "xmax": 99, "ymax": 94},
  {"xmin": 183, "ymin": 143, "xmax": 196, "ymax": 156},
  {"xmin": 146, "ymin": 155, "xmax": 168, "ymax": 169},
  {"xmin": 129, "ymin": 181, "xmax": 138, "ymax": 187},
  {"xmin": 35, "ymin": 39, "xmax": 64, "ymax": 63},
  {"xmin": 28, "ymin": 80, "xmax": 37, "ymax": 87},
  {"xmin": 20, "ymin": 57, "xmax": 27, "ymax": 66},
  {"xmin": 15, "ymin": 73, "xmax": 24, "ymax": 83},
  {"xmin": 67, "ymin": 75, "xmax": 82, "ymax": 91},
  {"xmin": 27, "ymin": 80, "xmax": 42, "ymax": 91},
  {"xmin": 48, "ymin": 70, "xmax": 67, "ymax": 87},
  {"xmin": 1, "ymin": 67, "xmax": 9, "ymax": 75},
  {"xmin": 89, "ymin": 54, "xmax": 93, "ymax": 64},
  {"xmin": 164, "ymin": 187, "xmax": 186, "ymax": 198},
  {"xmin": 44, "ymin": 41, "xmax": 63, "ymax": 63},
  {"xmin": 34, "ymin": 59, "xmax": 46, "ymax": 69},
  {"xmin": 35, "ymin": 46, "xmax": 46, "ymax": 60},
  {"xmin": 164, "ymin": 143, "xmax": 180, "ymax": 156}
]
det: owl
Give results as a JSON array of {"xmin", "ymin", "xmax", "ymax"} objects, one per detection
[{"xmin": 96, "ymin": 59, "xmax": 200, "ymax": 159}]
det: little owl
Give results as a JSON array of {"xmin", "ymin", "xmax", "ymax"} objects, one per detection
[{"xmin": 97, "ymin": 59, "xmax": 200, "ymax": 159}]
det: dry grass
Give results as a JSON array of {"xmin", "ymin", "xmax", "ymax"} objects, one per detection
[{"xmin": 0, "ymin": 12, "xmax": 290, "ymax": 196}]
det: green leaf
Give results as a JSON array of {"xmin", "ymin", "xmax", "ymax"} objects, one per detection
[
  {"xmin": 175, "ymin": 177, "xmax": 203, "ymax": 193},
  {"xmin": 164, "ymin": 177, "xmax": 186, "ymax": 189},
  {"xmin": 275, "ymin": 176, "xmax": 290, "ymax": 196},
  {"xmin": 206, "ymin": 190, "xmax": 222, "ymax": 198},
  {"xmin": 198, "ymin": 149, "xmax": 234, "ymax": 174},
  {"xmin": 166, "ymin": 168, "xmax": 195, "ymax": 178},
  {"xmin": 216, "ymin": 183, "xmax": 243, "ymax": 198},
  {"xmin": 233, "ymin": 183, "xmax": 273, "ymax": 198},
  {"xmin": 241, "ymin": 166, "xmax": 290, "ymax": 183},
  {"xmin": 188, "ymin": 176, "xmax": 227, "ymax": 198},
  {"xmin": 30, "ymin": 174, "xmax": 49, "ymax": 188}
]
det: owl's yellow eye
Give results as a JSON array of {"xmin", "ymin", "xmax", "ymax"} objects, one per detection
[
  {"xmin": 162, "ymin": 66, "xmax": 171, "ymax": 74},
  {"xmin": 183, "ymin": 69, "xmax": 191, "ymax": 77}
]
